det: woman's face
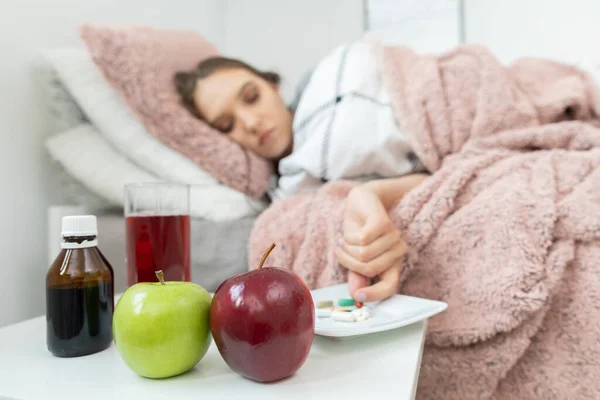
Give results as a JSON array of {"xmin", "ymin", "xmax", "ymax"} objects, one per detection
[{"xmin": 193, "ymin": 68, "xmax": 293, "ymax": 161}]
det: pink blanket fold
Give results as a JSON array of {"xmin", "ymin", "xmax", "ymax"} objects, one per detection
[{"xmin": 248, "ymin": 43, "xmax": 600, "ymax": 399}]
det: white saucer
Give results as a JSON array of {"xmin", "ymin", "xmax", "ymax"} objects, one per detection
[{"xmin": 310, "ymin": 283, "xmax": 448, "ymax": 339}]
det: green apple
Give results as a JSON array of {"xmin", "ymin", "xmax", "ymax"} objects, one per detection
[{"xmin": 112, "ymin": 270, "xmax": 212, "ymax": 379}]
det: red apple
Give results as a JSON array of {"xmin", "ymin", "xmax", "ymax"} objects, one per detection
[{"xmin": 210, "ymin": 243, "xmax": 315, "ymax": 383}]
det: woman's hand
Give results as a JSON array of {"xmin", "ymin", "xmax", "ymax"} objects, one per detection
[{"xmin": 335, "ymin": 185, "xmax": 408, "ymax": 303}]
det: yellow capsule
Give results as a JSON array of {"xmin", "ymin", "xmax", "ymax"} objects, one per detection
[{"xmin": 334, "ymin": 306, "xmax": 353, "ymax": 312}]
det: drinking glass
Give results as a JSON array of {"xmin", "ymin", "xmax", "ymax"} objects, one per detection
[{"xmin": 124, "ymin": 182, "xmax": 191, "ymax": 286}]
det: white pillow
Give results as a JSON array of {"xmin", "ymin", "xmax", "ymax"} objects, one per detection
[
  {"xmin": 33, "ymin": 56, "xmax": 113, "ymax": 210},
  {"xmin": 45, "ymin": 124, "xmax": 265, "ymax": 221},
  {"xmin": 272, "ymin": 40, "xmax": 423, "ymax": 201},
  {"xmin": 42, "ymin": 48, "xmax": 267, "ymax": 218}
]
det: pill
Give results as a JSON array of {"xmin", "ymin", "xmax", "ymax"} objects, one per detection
[
  {"xmin": 333, "ymin": 307, "xmax": 352, "ymax": 312},
  {"xmin": 338, "ymin": 298, "xmax": 355, "ymax": 307},
  {"xmin": 354, "ymin": 314, "xmax": 369, "ymax": 322},
  {"xmin": 317, "ymin": 300, "xmax": 334, "ymax": 308},
  {"xmin": 331, "ymin": 311, "xmax": 356, "ymax": 322},
  {"xmin": 355, "ymin": 302, "xmax": 363, "ymax": 309},
  {"xmin": 351, "ymin": 306, "xmax": 371, "ymax": 322},
  {"xmin": 316, "ymin": 308, "xmax": 332, "ymax": 318}
]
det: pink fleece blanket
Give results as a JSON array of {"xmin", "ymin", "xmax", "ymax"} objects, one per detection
[{"xmin": 248, "ymin": 43, "xmax": 600, "ymax": 399}]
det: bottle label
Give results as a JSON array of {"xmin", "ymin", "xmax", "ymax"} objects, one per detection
[{"xmin": 61, "ymin": 238, "xmax": 98, "ymax": 249}]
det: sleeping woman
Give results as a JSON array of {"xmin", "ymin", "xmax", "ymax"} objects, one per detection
[{"xmin": 174, "ymin": 51, "xmax": 428, "ymax": 304}]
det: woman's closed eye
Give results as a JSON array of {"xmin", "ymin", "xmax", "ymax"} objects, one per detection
[
  {"xmin": 244, "ymin": 86, "xmax": 259, "ymax": 104},
  {"xmin": 213, "ymin": 85, "xmax": 259, "ymax": 133},
  {"xmin": 214, "ymin": 118, "xmax": 234, "ymax": 134}
]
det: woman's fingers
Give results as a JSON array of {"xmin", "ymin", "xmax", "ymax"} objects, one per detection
[
  {"xmin": 335, "ymin": 240, "xmax": 407, "ymax": 278},
  {"xmin": 342, "ymin": 230, "xmax": 402, "ymax": 264},
  {"xmin": 347, "ymin": 271, "xmax": 369, "ymax": 299},
  {"xmin": 353, "ymin": 263, "xmax": 402, "ymax": 302},
  {"xmin": 343, "ymin": 213, "xmax": 394, "ymax": 246}
]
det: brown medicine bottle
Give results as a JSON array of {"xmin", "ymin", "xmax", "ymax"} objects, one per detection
[{"xmin": 46, "ymin": 215, "xmax": 114, "ymax": 357}]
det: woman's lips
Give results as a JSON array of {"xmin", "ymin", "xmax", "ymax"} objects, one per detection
[{"xmin": 260, "ymin": 129, "xmax": 274, "ymax": 145}]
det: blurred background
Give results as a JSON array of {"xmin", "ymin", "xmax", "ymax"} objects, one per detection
[{"xmin": 1, "ymin": 0, "xmax": 597, "ymax": 327}]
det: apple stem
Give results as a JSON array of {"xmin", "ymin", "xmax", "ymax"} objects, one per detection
[
  {"xmin": 155, "ymin": 270, "xmax": 166, "ymax": 285},
  {"xmin": 258, "ymin": 242, "xmax": 276, "ymax": 270}
]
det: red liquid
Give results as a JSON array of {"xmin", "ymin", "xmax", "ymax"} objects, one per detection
[{"xmin": 126, "ymin": 214, "xmax": 191, "ymax": 286}]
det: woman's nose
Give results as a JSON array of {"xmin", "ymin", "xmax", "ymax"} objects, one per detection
[{"xmin": 238, "ymin": 110, "xmax": 260, "ymax": 134}]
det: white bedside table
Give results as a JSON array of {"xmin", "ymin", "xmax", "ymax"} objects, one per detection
[{"xmin": 0, "ymin": 311, "xmax": 426, "ymax": 400}]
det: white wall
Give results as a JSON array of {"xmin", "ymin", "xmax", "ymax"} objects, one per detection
[
  {"xmin": 365, "ymin": 0, "xmax": 462, "ymax": 53},
  {"xmin": 221, "ymin": 0, "xmax": 365, "ymax": 102},
  {"xmin": 464, "ymin": 0, "xmax": 599, "ymax": 65},
  {"xmin": 0, "ymin": 0, "xmax": 224, "ymax": 328}
]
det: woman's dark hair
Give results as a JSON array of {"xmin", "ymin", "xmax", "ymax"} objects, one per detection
[{"xmin": 174, "ymin": 56, "xmax": 281, "ymax": 120}]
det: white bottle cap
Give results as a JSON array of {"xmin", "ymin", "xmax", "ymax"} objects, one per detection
[{"xmin": 61, "ymin": 215, "xmax": 98, "ymax": 237}]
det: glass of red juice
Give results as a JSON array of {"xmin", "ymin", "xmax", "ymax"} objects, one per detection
[{"xmin": 124, "ymin": 182, "xmax": 191, "ymax": 286}]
